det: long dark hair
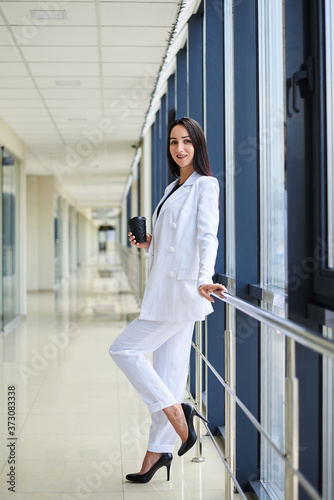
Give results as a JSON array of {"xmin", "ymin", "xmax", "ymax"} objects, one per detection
[{"xmin": 167, "ymin": 117, "xmax": 212, "ymax": 178}]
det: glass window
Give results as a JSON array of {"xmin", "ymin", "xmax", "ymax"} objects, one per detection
[
  {"xmin": 258, "ymin": 1, "xmax": 286, "ymax": 497},
  {"xmin": 224, "ymin": 0, "xmax": 235, "ymax": 282},
  {"xmin": 54, "ymin": 194, "xmax": 63, "ymax": 286},
  {"xmin": 325, "ymin": 0, "xmax": 334, "ymax": 268},
  {"xmin": 323, "ymin": 325, "xmax": 334, "ymax": 499},
  {"xmin": 2, "ymin": 148, "xmax": 20, "ymax": 328}
]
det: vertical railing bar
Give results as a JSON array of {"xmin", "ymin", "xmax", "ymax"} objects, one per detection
[
  {"xmin": 225, "ymin": 301, "xmax": 236, "ymax": 498},
  {"xmin": 225, "ymin": 324, "xmax": 232, "ymax": 498},
  {"xmin": 205, "ymin": 316, "xmax": 208, "ymax": 420},
  {"xmin": 192, "ymin": 320, "xmax": 205, "ymax": 462},
  {"xmin": 192, "ymin": 342, "xmax": 322, "ymax": 500},
  {"xmin": 203, "ymin": 422, "xmax": 248, "ymax": 500},
  {"xmin": 285, "ymin": 338, "xmax": 299, "ymax": 500}
]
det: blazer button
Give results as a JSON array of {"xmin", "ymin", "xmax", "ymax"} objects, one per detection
[
  {"xmin": 168, "ymin": 246, "xmax": 174, "ymax": 253},
  {"xmin": 168, "ymin": 271, "xmax": 174, "ymax": 278},
  {"xmin": 171, "ymin": 222, "xmax": 177, "ymax": 229}
]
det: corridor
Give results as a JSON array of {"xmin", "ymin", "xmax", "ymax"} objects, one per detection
[{"xmin": 0, "ymin": 248, "xmax": 227, "ymax": 499}]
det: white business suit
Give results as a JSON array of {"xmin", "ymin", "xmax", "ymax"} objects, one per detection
[{"xmin": 110, "ymin": 171, "xmax": 219, "ymax": 452}]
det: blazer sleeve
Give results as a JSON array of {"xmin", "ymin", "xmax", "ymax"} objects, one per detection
[{"xmin": 196, "ymin": 177, "xmax": 220, "ymax": 288}]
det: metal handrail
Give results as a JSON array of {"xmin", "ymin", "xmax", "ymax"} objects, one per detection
[
  {"xmin": 213, "ymin": 292, "xmax": 334, "ymax": 360},
  {"xmin": 204, "ymin": 419, "xmax": 248, "ymax": 500},
  {"xmin": 191, "ymin": 342, "xmax": 321, "ymax": 500},
  {"xmin": 190, "ymin": 291, "xmax": 333, "ymax": 500}
]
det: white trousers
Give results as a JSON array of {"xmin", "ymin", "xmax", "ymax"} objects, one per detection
[{"xmin": 109, "ymin": 317, "xmax": 194, "ymax": 453}]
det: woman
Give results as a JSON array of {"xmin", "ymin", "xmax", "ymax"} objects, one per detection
[{"xmin": 109, "ymin": 117, "xmax": 227, "ymax": 483}]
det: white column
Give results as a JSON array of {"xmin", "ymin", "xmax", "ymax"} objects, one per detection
[
  {"xmin": 19, "ymin": 157, "xmax": 27, "ymax": 314},
  {"xmin": 37, "ymin": 176, "xmax": 55, "ymax": 290},
  {"xmin": 141, "ymin": 128, "xmax": 152, "ymax": 234},
  {"xmin": 62, "ymin": 199, "xmax": 69, "ymax": 279},
  {"xmin": 26, "ymin": 176, "xmax": 39, "ymax": 291}
]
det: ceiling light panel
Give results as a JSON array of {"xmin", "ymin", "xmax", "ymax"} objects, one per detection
[
  {"xmin": 0, "ymin": 3, "xmax": 96, "ymax": 26},
  {"xmin": 55, "ymin": 80, "xmax": 81, "ymax": 87},
  {"xmin": 67, "ymin": 118, "xmax": 87, "ymax": 122},
  {"xmin": 62, "ymin": 116, "xmax": 99, "ymax": 124}
]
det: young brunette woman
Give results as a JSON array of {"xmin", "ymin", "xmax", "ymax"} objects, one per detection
[{"xmin": 110, "ymin": 117, "xmax": 227, "ymax": 483}]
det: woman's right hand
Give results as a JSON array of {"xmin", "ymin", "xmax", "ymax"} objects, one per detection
[{"xmin": 128, "ymin": 232, "xmax": 152, "ymax": 249}]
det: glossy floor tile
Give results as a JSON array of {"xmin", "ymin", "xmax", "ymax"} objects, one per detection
[{"xmin": 0, "ymin": 249, "xmax": 234, "ymax": 499}]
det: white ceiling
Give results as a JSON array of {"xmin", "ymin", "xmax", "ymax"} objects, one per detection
[{"xmin": 0, "ymin": 0, "xmax": 181, "ymax": 208}]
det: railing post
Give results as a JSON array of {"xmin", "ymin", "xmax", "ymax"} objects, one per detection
[
  {"xmin": 285, "ymin": 338, "xmax": 299, "ymax": 500},
  {"xmin": 192, "ymin": 320, "xmax": 206, "ymax": 462},
  {"xmin": 225, "ymin": 303, "xmax": 236, "ymax": 499}
]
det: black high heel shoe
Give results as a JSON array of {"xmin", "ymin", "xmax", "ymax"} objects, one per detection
[
  {"xmin": 178, "ymin": 403, "xmax": 208, "ymax": 457},
  {"xmin": 125, "ymin": 453, "xmax": 173, "ymax": 483}
]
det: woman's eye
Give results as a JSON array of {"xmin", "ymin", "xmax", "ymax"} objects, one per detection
[
  {"xmin": 170, "ymin": 141, "xmax": 177, "ymax": 145},
  {"xmin": 184, "ymin": 139, "xmax": 191, "ymax": 144}
]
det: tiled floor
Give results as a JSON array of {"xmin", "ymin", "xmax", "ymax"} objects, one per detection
[{"xmin": 0, "ymin": 250, "xmax": 228, "ymax": 499}]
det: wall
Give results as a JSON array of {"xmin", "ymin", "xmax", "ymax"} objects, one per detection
[
  {"xmin": 0, "ymin": 116, "xmax": 27, "ymax": 316},
  {"xmin": 26, "ymin": 176, "xmax": 54, "ymax": 291},
  {"xmin": 26, "ymin": 174, "xmax": 98, "ymax": 291}
]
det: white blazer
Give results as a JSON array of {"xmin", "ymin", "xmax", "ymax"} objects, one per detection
[{"xmin": 139, "ymin": 171, "xmax": 220, "ymax": 322}]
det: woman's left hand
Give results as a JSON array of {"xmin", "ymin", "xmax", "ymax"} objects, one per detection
[{"xmin": 198, "ymin": 283, "xmax": 227, "ymax": 303}]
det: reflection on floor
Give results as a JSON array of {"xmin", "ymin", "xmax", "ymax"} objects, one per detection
[{"xmin": 0, "ymin": 250, "xmax": 229, "ymax": 499}]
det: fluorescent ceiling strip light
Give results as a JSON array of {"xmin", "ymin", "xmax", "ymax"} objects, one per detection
[{"xmin": 31, "ymin": 10, "xmax": 66, "ymax": 20}]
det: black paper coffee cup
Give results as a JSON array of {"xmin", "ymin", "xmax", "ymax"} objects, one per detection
[{"xmin": 128, "ymin": 216, "xmax": 147, "ymax": 243}]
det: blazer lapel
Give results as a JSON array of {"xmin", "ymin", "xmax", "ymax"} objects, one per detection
[
  {"xmin": 152, "ymin": 171, "xmax": 201, "ymax": 227},
  {"xmin": 152, "ymin": 179, "xmax": 178, "ymax": 227}
]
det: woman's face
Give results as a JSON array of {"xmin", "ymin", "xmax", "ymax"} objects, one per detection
[{"xmin": 169, "ymin": 124, "xmax": 195, "ymax": 172}]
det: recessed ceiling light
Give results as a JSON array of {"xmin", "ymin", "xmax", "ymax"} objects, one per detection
[
  {"xmin": 56, "ymin": 80, "xmax": 81, "ymax": 87},
  {"xmin": 68, "ymin": 118, "xmax": 87, "ymax": 122},
  {"xmin": 31, "ymin": 10, "xmax": 66, "ymax": 20}
]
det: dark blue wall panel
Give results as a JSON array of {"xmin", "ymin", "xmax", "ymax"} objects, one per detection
[
  {"xmin": 176, "ymin": 45, "xmax": 187, "ymax": 118},
  {"xmin": 156, "ymin": 109, "xmax": 162, "ymax": 203},
  {"xmin": 126, "ymin": 187, "xmax": 131, "ymax": 247},
  {"xmin": 205, "ymin": 0, "xmax": 225, "ymax": 433},
  {"xmin": 167, "ymin": 74, "xmax": 176, "ymax": 183},
  {"xmin": 151, "ymin": 120, "xmax": 158, "ymax": 211},
  {"xmin": 234, "ymin": 0, "xmax": 259, "ymax": 489},
  {"xmin": 188, "ymin": 14, "xmax": 203, "ymax": 125},
  {"xmin": 285, "ymin": 1, "xmax": 321, "ymax": 496},
  {"xmin": 160, "ymin": 94, "xmax": 168, "ymax": 191}
]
